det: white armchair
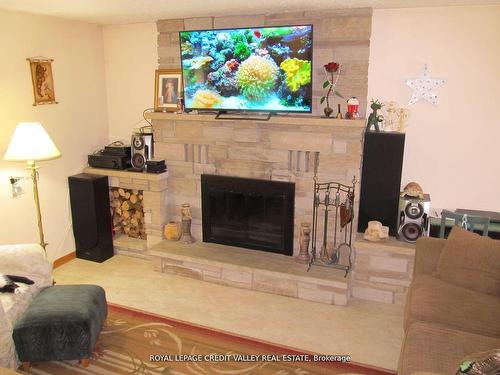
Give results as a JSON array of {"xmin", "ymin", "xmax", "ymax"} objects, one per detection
[{"xmin": 0, "ymin": 244, "xmax": 52, "ymax": 369}]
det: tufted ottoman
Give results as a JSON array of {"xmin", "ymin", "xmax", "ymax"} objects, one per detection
[{"xmin": 13, "ymin": 285, "xmax": 107, "ymax": 370}]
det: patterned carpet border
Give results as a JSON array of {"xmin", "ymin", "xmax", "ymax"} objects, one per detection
[{"xmin": 108, "ymin": 303, "xmax": 395, "ymax": 375}]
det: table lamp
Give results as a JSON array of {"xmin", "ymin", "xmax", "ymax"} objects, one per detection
[{"xmin": 3, "ymin": 122, "xmax": 61, "ymax": 253}]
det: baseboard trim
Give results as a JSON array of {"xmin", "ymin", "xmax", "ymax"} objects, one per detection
[{"xmin": 53, "ymin": 252, "xmax": 76, "ymax": 268}]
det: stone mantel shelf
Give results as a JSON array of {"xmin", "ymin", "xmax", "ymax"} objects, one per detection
[
  {"xmin": 83, "ymin": 167, "xmax": 168, "ymax": 181},
  {"xmin": 145, "ymin": 112, "xmax": 366, "ymax": 128}
]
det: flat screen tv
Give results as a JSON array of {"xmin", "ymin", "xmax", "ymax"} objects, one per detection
[{"xmin": 179, "ymin": 25, "xmax": 313, "ymax": 113}]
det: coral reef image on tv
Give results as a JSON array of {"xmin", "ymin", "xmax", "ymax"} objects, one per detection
[{"xmin": 180, "ymin": 25, "xmax": 313, "ymax": 112}]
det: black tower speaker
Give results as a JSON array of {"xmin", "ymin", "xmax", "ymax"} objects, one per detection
[
  {"xmin": 357, "ymin": 132, "xmax": 405, "ymax": 236},
  {"xmin": 68, "ymin": 173, "xmax": 113, "ymax": 262}
]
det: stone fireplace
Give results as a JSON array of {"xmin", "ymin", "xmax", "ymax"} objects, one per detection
[
  {"xmin": 147, "ymin": 113, "xmax": 365, "ymax": 256},
  {"xmin": 81, "ymin": 8, "xmax": 376, "ymax": 306}
]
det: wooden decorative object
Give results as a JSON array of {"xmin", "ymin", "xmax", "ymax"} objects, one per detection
[
  {"xmin": 109, "ymin": 187, "xmax": 146, "ymax": 239},
  {"xmin": 27, "ymin": 57, "xmax": 58, "ymax": 106},
  {"xmin": 179, "ymin": 203, "xmax": 195, "ymax": 244},
  {"xmin": 295, "ymin": 223, "xmax": 311, "ymax": 264},
  {"xmin": 154, "ymin": 69, "xmax": 182, "ymax": 112}
]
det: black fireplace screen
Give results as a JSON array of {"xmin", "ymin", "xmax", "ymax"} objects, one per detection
[{"xmin": 201, "ymin": 175, "xmax": 294, "ymax": 256}]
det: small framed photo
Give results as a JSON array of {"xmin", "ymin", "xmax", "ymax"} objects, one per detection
[
  {"xmin": 154, "ymin": 69, "xmax": 182, "ymax": 112},
  {"xmin": 28, "ymin": 58, "xmax": 58, "ymax": 106}
]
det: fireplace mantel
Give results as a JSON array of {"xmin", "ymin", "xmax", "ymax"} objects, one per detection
[{"xmin": 144, "ymin": 112, "xmax": 365, "ymax": 129}]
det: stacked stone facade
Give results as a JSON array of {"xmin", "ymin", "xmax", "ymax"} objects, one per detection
[
  {"xmin": 351, "ymin": 236, "xmax": 416, "ymax": 304},
  {"xmin": 148, "ymin": 113, "xmax": 364, "ymax": 256}
]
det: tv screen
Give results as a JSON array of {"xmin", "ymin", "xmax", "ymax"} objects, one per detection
[{"xmin": 179, "ymin": 25, "xmax": 313, "ymax": 113}]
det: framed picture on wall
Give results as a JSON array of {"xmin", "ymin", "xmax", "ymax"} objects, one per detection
[
  {"xmin": 27, "ymin": 57, "xmax": 58, "ymax": 106},
  {"xmin": 154, "ymin": 69, "xmax": 182, "ymax": 112}
]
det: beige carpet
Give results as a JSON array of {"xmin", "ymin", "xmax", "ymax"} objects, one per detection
[{"xmin": 20, "ymin": 304, "xmax": 393, "ymax": 375}]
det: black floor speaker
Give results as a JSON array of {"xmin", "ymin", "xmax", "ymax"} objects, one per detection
[
  {"xmin": 357, "ymin": 132, "xmax": 405, "ymax": 236},
  {"xmin": 68, "ymin": 173, "xmax": 113, "ymax": 262}
]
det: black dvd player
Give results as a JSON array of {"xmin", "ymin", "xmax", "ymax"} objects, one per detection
[{"xmin": 88, "ymin": 152, "xmax": 131, "ymax": 170}]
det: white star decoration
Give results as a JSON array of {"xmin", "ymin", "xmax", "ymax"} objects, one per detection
[{"xmin": 406, "ymin": 64, "xmax": 445, "ymax": 105}]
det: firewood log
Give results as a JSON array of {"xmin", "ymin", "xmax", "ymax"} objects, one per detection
[{"xmin": 121, "ymin": 201, "xmax": 130, "ymax": 211}]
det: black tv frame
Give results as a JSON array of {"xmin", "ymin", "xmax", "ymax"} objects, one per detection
[{"xmin": 178, "ymin": 24, "xmax": 314, "ymax": 115}]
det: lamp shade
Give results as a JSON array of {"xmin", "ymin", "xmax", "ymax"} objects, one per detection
[{"xmin": 3, "ymin": 122, "xmax": 61, "ymax": 162}]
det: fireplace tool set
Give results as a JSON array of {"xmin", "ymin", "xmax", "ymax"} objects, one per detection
[{"xmin": 307, "ymin": 173, "xmax": 357, "ymax": 277}]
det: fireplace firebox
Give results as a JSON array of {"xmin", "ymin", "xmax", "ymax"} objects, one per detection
[{"xmin": 201, "ymin": 175, "xmax": 295, "ymax": 256}]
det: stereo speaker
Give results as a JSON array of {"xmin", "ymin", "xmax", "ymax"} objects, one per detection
[
  {"xmin": 397, "ymin": 194, "xmax": 431, "ymax": 243},
  {"xmin": 131, "ymin": 133, "xmax": 153, "ymax": 170},
  {"xmin": 357, "ymin": 132, "xmax": 405, "ymax": 236},
  {"xmin": 68, "ymin": 173, "xmax": 113, "ymax": 262}
]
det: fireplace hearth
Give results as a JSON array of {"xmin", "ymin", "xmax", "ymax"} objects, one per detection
[{"xmin": 201, "ymin": 175, "xmax": 295, "ymax": 256}]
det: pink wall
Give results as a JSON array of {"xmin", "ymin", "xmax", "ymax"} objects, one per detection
[
  {"xmin": 0, "ymin": 9, "xmax": 109, "ymax": 260},
  {"xmin": 367, "ymin": 6, "xmax": 500, "ymax": 212}
]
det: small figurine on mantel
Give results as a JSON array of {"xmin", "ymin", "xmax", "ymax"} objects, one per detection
[
  {"xmin": 381, "ymin": 101, "xmax": 411, "ymax": 132},
  {"xmin": 366, "ymin": 99, "xmax": 384, "ymax": 132}
]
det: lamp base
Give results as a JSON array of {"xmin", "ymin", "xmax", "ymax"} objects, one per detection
[{"xmin": 27, "ymin": 161, "xmax": 47, "ymax": 254}]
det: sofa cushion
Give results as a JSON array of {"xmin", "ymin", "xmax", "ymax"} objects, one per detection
[
  {"xmin": 433, "ymin": 226, "xmax": 500, "ymax": 296},
  {"xmin": 399, "ymin": 321, "xmax": 500, "ymax": 375},
  {"xmin": 406, "ymin": 275, "xmax": 500, "ymax": 338},
  {"xmin": 0, "ymin": 244, "xmax": 52, "ymax": 288}
]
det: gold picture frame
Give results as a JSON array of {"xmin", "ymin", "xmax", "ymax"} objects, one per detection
[
  {"xmin": 27, "ymin": 58, "xmax": 58, "ymax": 106},
  {"xmin": 154, "ymin": 69, "xmax": 182, "ymax": 112}
]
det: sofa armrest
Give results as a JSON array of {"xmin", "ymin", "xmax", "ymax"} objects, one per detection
[
  {"xmin": 0, "ymin": 244, "xmax": 52, "ymax": 287},
  {"xmin": 414, "ymin": 237, "xmax": 447, "ymax": 276}
]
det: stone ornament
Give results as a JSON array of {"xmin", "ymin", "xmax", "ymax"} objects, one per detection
[
  {"xmin": 180, "ymin": 203, "xmax": 195, "ymax": 244},
  {"xmin": 402, "ymin": 182, "xmax": 424, "ymax": 199},
  {"xmin": 295, "ymin": 223, "xmax": 311, "ymax": 264},
  {"xmin": 364, "ymin": 220, "xmax": 389, "ymax": 242}
]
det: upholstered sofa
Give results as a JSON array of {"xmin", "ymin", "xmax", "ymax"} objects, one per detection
[
  {"xmin": 399, "ymin": 227, "xmax": 500, "ymax": 374},
  {"xmin": 0, "ymin": 244, "xmax": 52, "ymax": 369}
]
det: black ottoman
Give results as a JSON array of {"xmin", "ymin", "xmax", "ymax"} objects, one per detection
[{"xmin": 13, "ymin": 285, "xmax": 107, "ymax": 369}]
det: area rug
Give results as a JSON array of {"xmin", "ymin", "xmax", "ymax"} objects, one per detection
[{"xmin": 21, "ymin": 304, "xmax": 393, "ymax": 375}]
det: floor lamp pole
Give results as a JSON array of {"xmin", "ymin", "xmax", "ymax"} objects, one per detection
[{"xmin": 28, "ymin": 160, "xmax": 47, "ymax": 255}]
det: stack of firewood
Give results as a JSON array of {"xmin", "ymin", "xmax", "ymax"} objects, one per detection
[{"xmin": 109, "ymin": 187, "xmax": 146, "ymax": 239}]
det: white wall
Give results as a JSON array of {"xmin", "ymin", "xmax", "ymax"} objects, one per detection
[
  {"xmin": 368, "ymin": 6, "xmax": 500, "ymax": 212},
  {"xmin": 103, "ymin": 23, "xmax": 158, "ymax": 142},
  {"xmin": 0, "ymin": 9, "xmax": 109, "ymax": 261}
]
